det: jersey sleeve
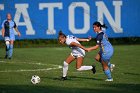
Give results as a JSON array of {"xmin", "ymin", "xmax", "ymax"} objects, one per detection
[
  {"xmin": 65, "ymin": 38, "xmax": 72, "ymax": 45},
  {"xmin": 1, "ymin": 20, "xmax": 5, "ymax": 28},
  {"xmin": 96, "ymin": 33, "xmax": 103, "ymax": 45},
  {"xmin": 65, "ymin": 35, "xmax": 77, "ymax": 45},
  {"xmin": 13, "ymin": 21, "xmax": 17, "ymax": 28}
]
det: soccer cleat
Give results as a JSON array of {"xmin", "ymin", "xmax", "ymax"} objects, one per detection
[
  {"xmin": 61, "ymin": 76, "xmax": 67, "ymax": 81},
  {"xmin": 105, "ymin": 78, "xmax": 113, "ymax": 81},
  {"xmin": 8, "ymin": 57, "xmax": 12, "ymax": 60},
  {"xmin": 92, "ymin": 65, "xmax": 96, "ymax": 74},
  {"xmin": 110, "ymin": 64, "xmax": 115, "ymax": 72},
  {"xmin": 4, "ymin": 55, "xmax": 8, "ymax": 59}
]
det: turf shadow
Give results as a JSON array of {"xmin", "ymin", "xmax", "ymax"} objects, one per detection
[
  {"xmin": 123, "ymin": 72, "xmax": 140, "ymax": 76},
  {"xmin": 69, "ymin": 76, "xmax": 103, "ymax": 81},
  {"xmin": 41, "ymin": 76, "xmax": 103, "ymax": 81}
]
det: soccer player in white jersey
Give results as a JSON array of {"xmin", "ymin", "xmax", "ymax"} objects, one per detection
[{"xmin": 58, "ymin": 31, "xmax": 96, "ymax": 80}]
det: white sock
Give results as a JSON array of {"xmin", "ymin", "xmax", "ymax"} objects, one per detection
[
  {"xmin": 63, "ymin": 61, "xmax": 68, "ymax": 77},
  {"xmin": 77, "ymin": 66, "xmax": 93, "ymax": 71}
]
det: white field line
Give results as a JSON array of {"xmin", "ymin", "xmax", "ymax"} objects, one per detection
[
  {"xmin": 0, "ymin": 61, "xmax": 58, "ymax": 66},
  {"xmin": 0, "ymin": 61, "xmax": 103, "ymax": 74},
  {"xmin": 0, "ymin": 61, "xmax": 62, "ymax": 73},
  {"xmin": 0, "ymin": 66, "xmax": 62, "ymax": 73}
]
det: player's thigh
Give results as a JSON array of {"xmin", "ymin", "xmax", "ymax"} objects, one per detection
[
  {"xmin": 76, "ymin": 57, "xmax": 84, "ymax": 69},
  {"xmin": 95, "ymin": 53, "xmax": 101, "ymax": 62},
  {"xmin": 9, "ymin": 34, "xmax": 15, "ymax": 44},
  {"xmin": 65, "ymin": 55, "xmax": 75, "ymax": 64}
]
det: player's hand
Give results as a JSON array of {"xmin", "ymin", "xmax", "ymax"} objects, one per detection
[
  {"xmin": 85, "ymin": 48, "xmax": 91, "ymax": 52},
  {"xmin": 17, "ymin": 32, "xmax": 21, "ymax": 37},
  {"xmin": 88, "ymin": 36, "xmax": 92, "ymax": 41}
]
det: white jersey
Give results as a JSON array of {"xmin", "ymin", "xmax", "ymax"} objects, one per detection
[{"xmin": 65, "ymin": 35, "xmax": 85, "ymax": 58}]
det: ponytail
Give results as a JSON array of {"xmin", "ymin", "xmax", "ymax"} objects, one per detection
[
  {"xmin": 58, "ymin": 31, "xmax": 66, "ymax": 38},
  {"xmin": 93, "ymin": 21, "xmax": 108, "ymax": 29},
  {"xmin": 101, "ymin": 24, "xmax": 108, "ymax": 29}
]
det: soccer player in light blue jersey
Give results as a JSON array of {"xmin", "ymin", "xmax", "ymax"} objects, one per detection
[
  {"xmin": 86, "ymin": 22, "xmax": 115, "ymax": 81},
  {"xmin": 1, "ymin": 13, "xmax": 21, "ymax": 59}
]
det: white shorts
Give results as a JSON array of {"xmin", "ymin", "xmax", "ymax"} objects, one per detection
[{"xmin": 71, "ymin": 48, "xmax": 85, "ymax": 58}]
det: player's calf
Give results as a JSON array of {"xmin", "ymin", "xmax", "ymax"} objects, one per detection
[{"xmin": 61, "ymin": 61, "xmax": 69, "ymax": 81}]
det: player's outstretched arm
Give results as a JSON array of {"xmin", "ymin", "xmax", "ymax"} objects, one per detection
[
  {"xmin": 86, "ymin": 45, "xmax": 99, "ymax": 52},
  {"xmin": 76, "ymin": 37, "xmax": 91, "ymax": 42},
  {"xmin": 70, "ymin": 42, "xmax": 87, "ymax": 51}
]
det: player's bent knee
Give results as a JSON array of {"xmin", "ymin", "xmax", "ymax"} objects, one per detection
[
  {"xmin": 5, "ymin": 41, "xmax": 10, "ymax": 45},
  {"xmin": 95, "ymin": 57, "xmax": 99, "ymax": 61},
  {"xmin": 102, "ymin": 65, "xmax": 108, "ymax": 71}
]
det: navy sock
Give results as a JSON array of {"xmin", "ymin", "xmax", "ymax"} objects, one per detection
[{"xmin": 6, "ymin": 44, "xmax": 10, "ymax": 56}]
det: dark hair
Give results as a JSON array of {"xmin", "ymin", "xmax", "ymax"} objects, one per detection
[
  {"xmin": 6, "ymin": 13, "xmax": 12, "ymax": 17},
  {"xmin": 93, "ymin": 21, "xmax": 108, "ymax": 29},
  {"xmin": 58, "ymin": 31, "xmax": 66, "ymax": 38}
]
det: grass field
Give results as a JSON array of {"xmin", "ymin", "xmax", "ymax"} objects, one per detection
[{"xmin": 0, "ymin": 45, "xmax": 140, "ymax": 93}]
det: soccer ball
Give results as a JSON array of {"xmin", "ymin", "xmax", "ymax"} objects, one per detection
[{"xmin": 31, "ymin": 75, "xmax": 40, "ymax": 84}]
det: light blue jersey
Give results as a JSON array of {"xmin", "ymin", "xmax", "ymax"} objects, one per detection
[
  {"xmin": 96, "ymin": 31, "xmax": 114, "ymax": 62},
  {"xmin": 2, "ymin": 20, "xmax": 17, "ymax": 41}
]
